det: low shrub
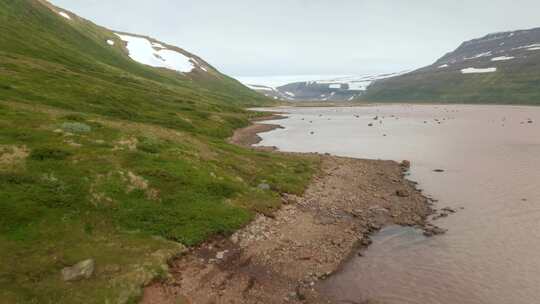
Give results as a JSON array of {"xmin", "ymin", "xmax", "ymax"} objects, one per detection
[
  {"xmin": 61, "ymin": 122, "xmax": 92, "ymax": 133},
  {"xmin": 30, "ymin": 147, "xmax": 72, "ymax": 161}
]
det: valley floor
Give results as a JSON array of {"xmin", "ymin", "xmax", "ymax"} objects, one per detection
[{"xmin": 140, "ymin": 117, "xmax": 435, "ymax": 304}]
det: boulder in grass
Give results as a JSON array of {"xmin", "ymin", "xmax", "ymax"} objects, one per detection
[
  {"xmin": 61, "ymin": 259, "xmax": 95, "ymax": 281},
  {"xmin": 257, "ymin": 183, "xmax": 271, "ymax": 190}
]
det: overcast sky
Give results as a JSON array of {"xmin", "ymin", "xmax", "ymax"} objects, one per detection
[{"xmin": 51, "ymin": 0, "xmax": 540, "ymax": 80}]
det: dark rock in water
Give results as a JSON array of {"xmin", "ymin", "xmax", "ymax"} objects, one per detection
[
  {"xmin": 368, "ymin": 123, "xmax": 374, "ymax": 127},
  {"xmin": 528, "ymin": 120, "xmax": 533, "ymax": 124},
  {"xmin": 61, "ymin": 259, "xmax": 95, "ymax": 281},
  {"xmin": 433, "ymin": 169, "xmax": 445, "ymax": 172},
  {"xmin": 310, "ymin": 131, "xmax": 315, "ymax": 135},
  {"xmin": 433, "ymin": 212, "xmax": 449, "ymax": 220},
  {"xmin": 441, "ymin": 207, "xmax": 457, "ymax": 213},
  {"xmin": 424, "ymin": 226, "xmax": 447, "ymax": 237},
  {"xmin": 360, "ymin": 238, "xmax": 373, "ymax": 246},
  {"xmin": 400, "ymin": 160, "xmax": 411, "ymax": 169}
]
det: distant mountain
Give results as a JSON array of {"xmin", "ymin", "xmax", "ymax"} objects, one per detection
[
  {"xmin": 364, "ymin": 27, "xmax": 540, "ymax": 104},
  {"xmin": 245, "ymin": 73, "xmax": 406, "ymax": 102},
  {"xmin": 244, "ymin": 84, "xmax": 292, "ymax": 101}
]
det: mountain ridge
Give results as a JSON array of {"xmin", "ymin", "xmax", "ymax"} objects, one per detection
[
  {"xmin": 364, "ymin": 27, "xmax": 540, "ymax": 104},
  {"xmin": 244, "ymin": 72, "xmax": 407, "ymax": 102}
]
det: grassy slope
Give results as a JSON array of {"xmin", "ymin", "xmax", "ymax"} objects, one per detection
[
  {"xmin": 0, "ymin": 0, "xmax": 270, "ymax": 137},
  {"xmin": 0, "ymin": 1, "xmax": 317, "ymax": 303}
]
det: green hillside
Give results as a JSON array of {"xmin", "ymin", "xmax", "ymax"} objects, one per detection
[
  {"xmin": 0, "ymin": 0, "xmax": 271, "ymax": 137},
  {"xmin": 0, "ymin": 1, "xmax": 316, "ymax": 303}
]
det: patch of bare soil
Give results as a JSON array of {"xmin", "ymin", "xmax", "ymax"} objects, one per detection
[
  {"xmin": 141, "ymin": 153, "xmax": 434, "ymax": 303},
  {"xmin": 0, "ymin": 145, "xmax": 30, "ymax": 169}
]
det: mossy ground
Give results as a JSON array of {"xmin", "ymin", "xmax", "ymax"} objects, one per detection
[
  {"xmin": 0, "ymin": 1, "xmax": 318, "ymax": 302},
  {"xmin": 0, "ymin": 101, "xmax": 317, "ymax": 303}
]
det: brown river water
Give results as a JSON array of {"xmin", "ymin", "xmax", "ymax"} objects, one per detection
[{"xmin": 254, "ymin": 104, "xmax": 540, "ymax": 304}]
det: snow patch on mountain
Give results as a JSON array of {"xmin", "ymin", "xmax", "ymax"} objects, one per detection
[
  {"xmin": 115, "ymin": 33, "xmax": 196, "ymax": 73},
  {"xmin": 246, "ymin": 84, "xmax": 273, "ymax": 91},
  {"xmin": 464, "ymin": 51, "xmax": 492, "ymax": 60},
  {"xmin": 461, "ymin": 67, "xmax": 497, "ymax": 74},
  {"xmin": 491, "ymin": 56, "xmax": 514, "ymax": 61},
  {"xmin": 106, "ymin": 40, "xmax": 115, "ymax": 46},
  {"xmin": 513, "ymin": 43, "xmax": 540, "ymax": 50},
  {"xmin": 58, "ymin": 11, "xmax": 71, "ymax": 20},
  {"xmin": 314, "ymin": 71, "xmax": 409, "ymax": 91}
]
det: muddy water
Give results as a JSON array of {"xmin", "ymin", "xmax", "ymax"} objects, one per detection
[{"xmin": 254, "ymin": 105, "xmax": 540, "ymax": 304}]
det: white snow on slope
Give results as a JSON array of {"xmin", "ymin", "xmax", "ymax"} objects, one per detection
[
  {"xmin": 236, "ymin": 71, "xmax": 408, "ymax": 94},
  {"xmin": 58, "ymin": 11, "xmax": 71, "ymax": 20},
  {"xmin": 464, "ymin": 51, "xmax": 492, "ymax": 60},
  {"xmin": 528, "ymin": 47, "xmax": 540, "ymax": 51},
  {"xmin": 106, "ymin": 40, "xmax": 115, "ymax": 46},
  {"xmin": 491, "ymin": 56, "xmax": 514, "ymax": 61},
  {"xmin": 315, "ymin": 71, "xmax": 409, "ymax": 91},
  {"xmin": 461, "ymin": 67, "xmax": 497, "ymax": 74},
  {"xmin": 513, "ymin": 43, "xmax": 540, "ymax": 50},
  {"xmin": 152, "ymin": 42, "xmax": 165, "ymax": 49},
  {"xmin": 115, "ymin": 33, "xmax": 195, "ymax": 73},
  {"xmin": 285, "ymin": 91, "xmax": 295, "ymax": 97},
  {"xmin": 438, "ymin": 64, "xmax": 449, "ymax": 68},
  {"xmin": 246, "ymin": 84, "xmax": 273, "ymax": 91},
  {"xmin": 329, "ymin": 84, "xmax": 342, "ymax": 89},
  {"xmin": 234, "ymin": 75, "xmax": 349, "ymax": 88}
]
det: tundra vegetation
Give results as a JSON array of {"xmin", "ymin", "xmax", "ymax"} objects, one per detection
[{"xmin": 0, "ymin": 1, "xmax": 317, "ymax": 303}]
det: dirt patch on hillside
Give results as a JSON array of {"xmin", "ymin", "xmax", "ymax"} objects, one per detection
[{"xmin": 0, "ymin": 145, "xmax": 30, "ymax": 169}]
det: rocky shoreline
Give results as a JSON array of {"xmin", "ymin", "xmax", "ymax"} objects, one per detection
[
  {"xmin": 141, "ymin": 114, "xmax": 438, "ymax": 304},
  {"xmin": 228, "ymin": 113, "xmax": 285, "ymax": 148}
]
